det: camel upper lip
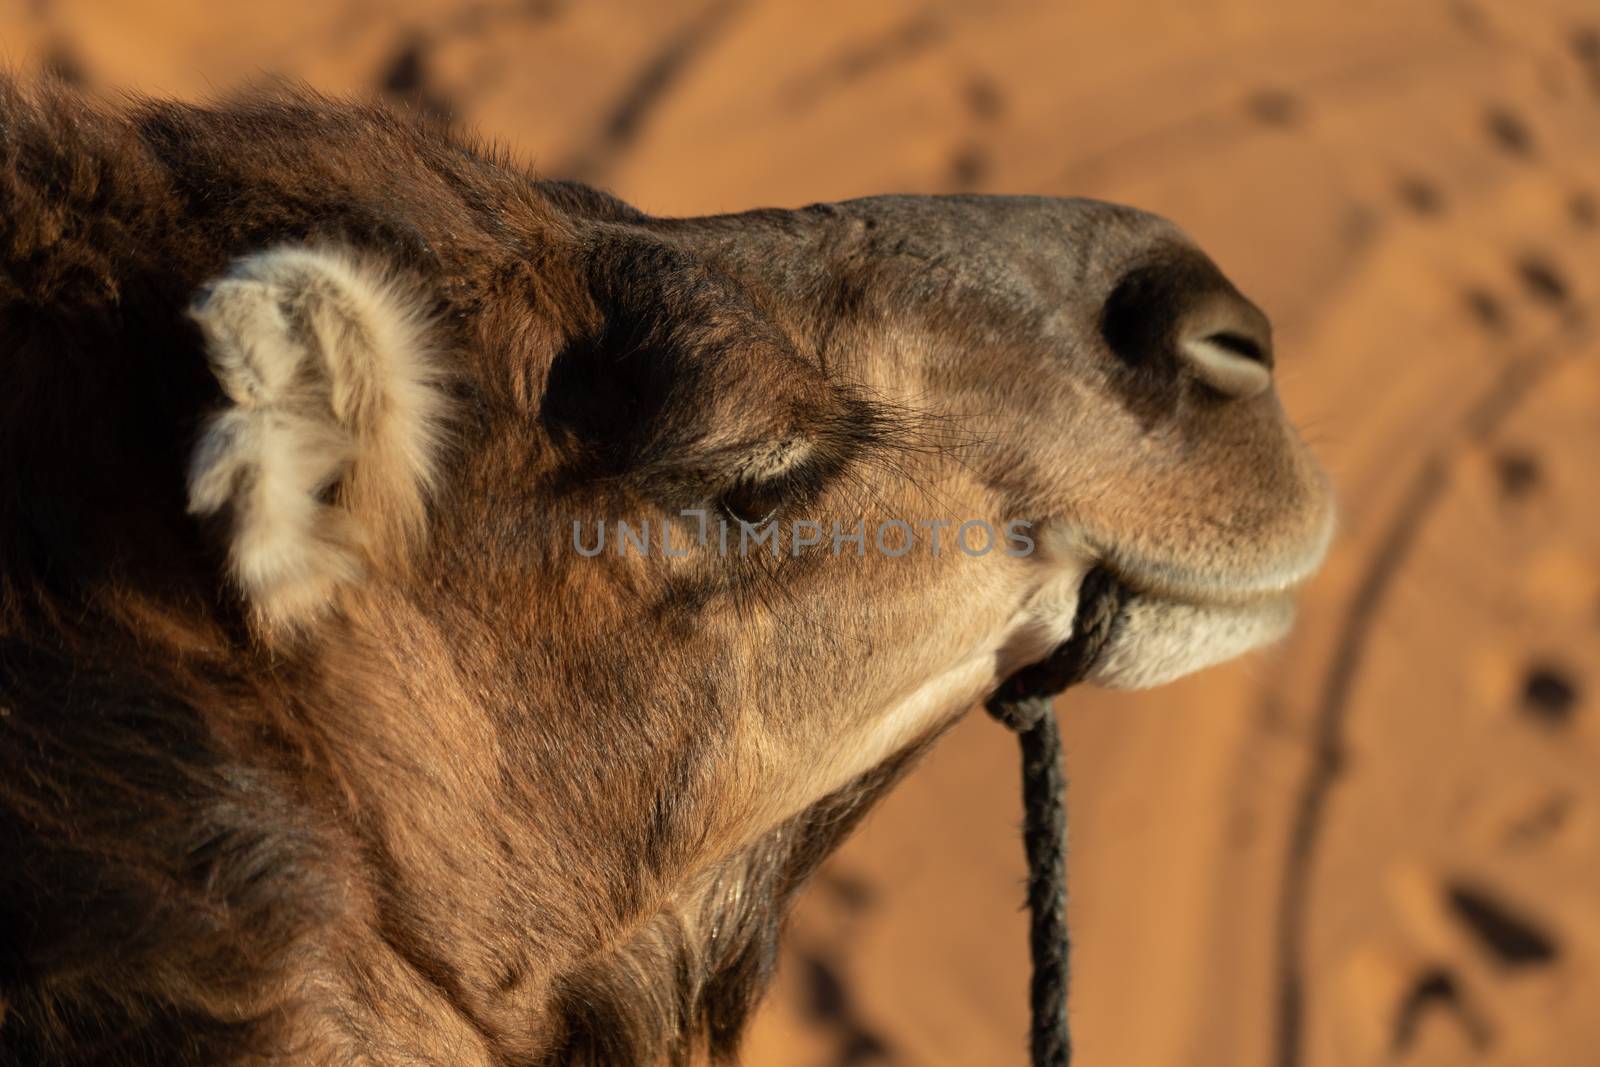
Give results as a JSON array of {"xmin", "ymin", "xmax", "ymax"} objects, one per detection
[
  {"xmin": 1034, "ymin": 507, "xmax": 1334, "ymax": 611},
  {"xmin": 1087, "ymin": 496, "xmax": 1336, "ymax": 609}
]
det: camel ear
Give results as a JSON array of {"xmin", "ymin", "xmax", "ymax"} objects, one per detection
[{"xmin": 186, "ymin": 246, "xmax": 448, "ymax": 632}]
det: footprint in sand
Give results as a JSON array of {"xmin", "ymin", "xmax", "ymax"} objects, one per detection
[
  {"xmin": 1353, "ymin": 869, "xmax": 1562, "ymax": 1060},
  {"xmin": 1519, "ymin": 662, "xmax": 1581, "ymax": 727},
  {"xmin": 946, "ymin": 75, "xmax": 1006, "ymax": 192},
  {"xmin": 1395, "ymin": 175, "xmax": 1447, "ymax": 219},
  {"xmin": 1483, "ymin": 105, "xmax": 1536, "ymax": 158}
]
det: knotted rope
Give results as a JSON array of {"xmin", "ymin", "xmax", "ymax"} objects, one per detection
[{"xmin": 984, "ymin": 566, "xmax": 1130, "ymax": 1067}]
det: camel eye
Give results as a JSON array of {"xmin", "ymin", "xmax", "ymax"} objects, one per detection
[{"xmin": 720, "ymin": 477, "xmax": 789, "ymax": 526}]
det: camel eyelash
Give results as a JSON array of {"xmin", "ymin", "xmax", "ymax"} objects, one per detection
[
  {"xmin": 714, "ymin": 386, "xmax": 917, "ymax": 526},
  {"xmin": 718, "ymin": 463, "xmax": 828, "ymax": 525}
]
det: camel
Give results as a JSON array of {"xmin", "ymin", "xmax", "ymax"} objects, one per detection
[{"xmin": 0, "ymin": 79, "xmax": 1333, "ymax": 1066}]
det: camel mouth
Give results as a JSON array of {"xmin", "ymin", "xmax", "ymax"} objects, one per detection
[
  {"xmin": 1098, "ymin": 554, "xmax": 1311, "ymax": 611},
  {"xmin": 1103, "ymin": 561, "xmax": 1304, "ymax": 641},
  {"xmin": 1021, "ymin": 510, "xmax": 1333, "ymax": 690},
  {"xmin": 1066, "ymin": 538, "xmax": 1327, "ymax": 689}
]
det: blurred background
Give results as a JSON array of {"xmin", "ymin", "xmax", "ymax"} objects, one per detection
[{"xmin": 3, "ymin": 1, "xmax": 1596, "ymax": 1064}]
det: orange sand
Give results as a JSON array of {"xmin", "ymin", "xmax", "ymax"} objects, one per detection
[{"xmin": 4, "ymin": 2, "xmax": 1597, "ymax": 1062}]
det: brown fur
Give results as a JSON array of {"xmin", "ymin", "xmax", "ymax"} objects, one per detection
[{"xmin": 0, "ymin": 78, "xmax": 1332, "ymax": 1065}]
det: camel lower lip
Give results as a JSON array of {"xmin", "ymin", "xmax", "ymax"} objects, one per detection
[
  {"xmin": 1083, "ymin": 583, "xmax": 1300, "ymax": 690},
  {"xmin": 1098, "ymin": 567, "xmax": 1300, "ymax": 622}
]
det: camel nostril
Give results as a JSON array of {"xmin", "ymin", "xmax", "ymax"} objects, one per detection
[
  {"xmin": 1100, "ymin": 250, "xmax": 1276, "ymax": 401},
  {"xmin": 1180, "ymin": 331, "xmax": 1273, "ymax": 399},
  {"xmin": 1177, "ymin": 292, "xmax": 1274, "ymax": 399},
  {"xmin": 1201, "ymin": 330, "xmax": 1268, "ymax": 366}
]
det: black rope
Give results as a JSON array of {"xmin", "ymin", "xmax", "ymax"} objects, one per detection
[{"xmin": 985, "ymin": 566, "xmax": 1130, "ymax": 1067}]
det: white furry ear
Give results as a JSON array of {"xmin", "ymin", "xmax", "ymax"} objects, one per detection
[{"xmin": 187, "ymin": 246, "xmax": 448, "ymax": 632}]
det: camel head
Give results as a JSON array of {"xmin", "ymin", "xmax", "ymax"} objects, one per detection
[{"xmin": 0, "ymin": 84, "xmax": 1332, "ymax": 1065}]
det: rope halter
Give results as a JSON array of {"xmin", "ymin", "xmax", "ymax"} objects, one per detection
[{"xmin": 984, "ymin": 565, "xmax": 1130, "ymax": 1067}]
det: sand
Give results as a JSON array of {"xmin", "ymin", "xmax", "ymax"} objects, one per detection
[{"xmin": 3, "ymin": 1, "xmax": 1596, "ymax": 1062}]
